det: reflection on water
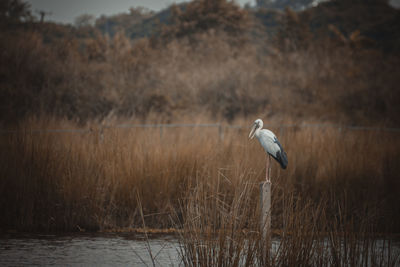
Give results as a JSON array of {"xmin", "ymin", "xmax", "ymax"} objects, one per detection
[
  {"xmin": 1, "ymin": 233, "xmax": 399, "ymax": 266},
  {"xmin": 0, "ymin": 233, "xmax": 181, "ymax": 266}
]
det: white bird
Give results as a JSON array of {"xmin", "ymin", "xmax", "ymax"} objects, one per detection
[{"xmin": 249, "ymin": 119, "xmax": 288, "ymax": 182}]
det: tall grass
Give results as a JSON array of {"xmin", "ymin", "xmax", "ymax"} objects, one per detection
[
  {"xmin": 1, "ymin": 118, "xmax": 399, "ymax": 232},
  {"xmin": 1, "ymin": 118, "xmax": 399, "ymax": 264},
  {"xmin": 178, "ymin": 173, "xmax": 400, "ymax": 266}
]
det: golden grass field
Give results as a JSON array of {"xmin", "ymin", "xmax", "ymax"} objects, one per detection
[
  {"xmin": 1, "ymin": 117, "xmax": 399, "ymax": 231},
  {"xmin": 1, "ymin": 117, "xmax": 399, "ymax": 265}
]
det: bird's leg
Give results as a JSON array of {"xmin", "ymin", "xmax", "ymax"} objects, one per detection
[
  {"xmin": 266, "ymin": 155, "xmax": 270, "ymax": 182},
  {"xmin": 268, "ymin": 155, "xmax": 271, "ymax": 182}
]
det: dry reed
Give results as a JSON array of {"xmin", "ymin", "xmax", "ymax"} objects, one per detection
[{"xmin": 0, "ymin": 118, "xmax": 399, "ymax": 265}]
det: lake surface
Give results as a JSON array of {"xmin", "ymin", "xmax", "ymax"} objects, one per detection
[
  {"xmin": 1, "ymin": 232, "xmax": 399, "ymax": 266},
  {"xmin": 0, "ymin": 233, "xmax": 181, "ymax": 266}
]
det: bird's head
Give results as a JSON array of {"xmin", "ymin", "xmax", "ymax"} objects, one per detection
[{"xmin": 249, "ymin": 119, "xmax": 263, "ymax": 139}]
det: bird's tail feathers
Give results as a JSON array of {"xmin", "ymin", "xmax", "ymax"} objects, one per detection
[
  {"xmin": 280, "ymin": 151, "xmax": 288, "ymax": 169},
  {"xmin": 274, "ymin": 150, "xmax": 288, "ymax": 169}
]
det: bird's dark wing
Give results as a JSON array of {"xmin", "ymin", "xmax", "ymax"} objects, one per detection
[{"xmin": 272, "ymin": 137, "xmax": 288, "ymax": 169}]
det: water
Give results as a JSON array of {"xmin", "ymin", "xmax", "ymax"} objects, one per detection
[
  {"xmin": 0, "ymin": 233, "xmax": 181, "ymax": 266},
  {"xmin": 1, "ymin": 233, "xmax": 399, "ymax": 266}
]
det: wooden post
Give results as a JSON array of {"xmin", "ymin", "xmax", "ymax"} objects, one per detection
[
  {"xmin": 218, "ymin": 124, "xmax": 224, "ymax": 141},
  {"xmin": 260, "ymin": 181, "xmax": 271, "ymax": 252},
  {"xmin": 99, "ymin": 127, "xmax": 104, "ymax": 143}
]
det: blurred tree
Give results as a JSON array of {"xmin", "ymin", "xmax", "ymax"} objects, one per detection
[
  {"xmin": 129, "ymin": 6, "xmax": 154, "ymax": 17},
  {"xmin": 36, "ymin": 10, "xmax": 51, "ymax": 23},
  {"xmin": 74, "ymin": 14, "xmax": 95, "ymax": 28},
  {"xmin": 0, "ymin": 0, "xmax": 32, "ymax": 24},
  {"xmin": 257, "ymin": 0, "xmax": 317, "ymax": 10},
  {"xmin": 276, "ymin": 7, "xmax": 312, "ymax": 51},
  {"xmin": 161, "ymin": 0, "xmax": 250, "ymax": 42},
  {"xmin": 95, "ymin": 7, "xmax": 154, "ymax": 37}
]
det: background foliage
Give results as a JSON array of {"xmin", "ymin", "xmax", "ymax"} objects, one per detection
[{"xmin": 0, "ymin": 0, "xmax": 399, "ymax": 126}]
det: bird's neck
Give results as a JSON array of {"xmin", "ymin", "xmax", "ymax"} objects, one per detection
[{"xmin": 254, "ymin": 128, "xmax": 262, "ymax": 138}]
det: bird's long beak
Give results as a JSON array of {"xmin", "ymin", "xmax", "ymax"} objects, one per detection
[{"xmin": 249, "ymin": 124, "xmax": 257, "ymax": 139}]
